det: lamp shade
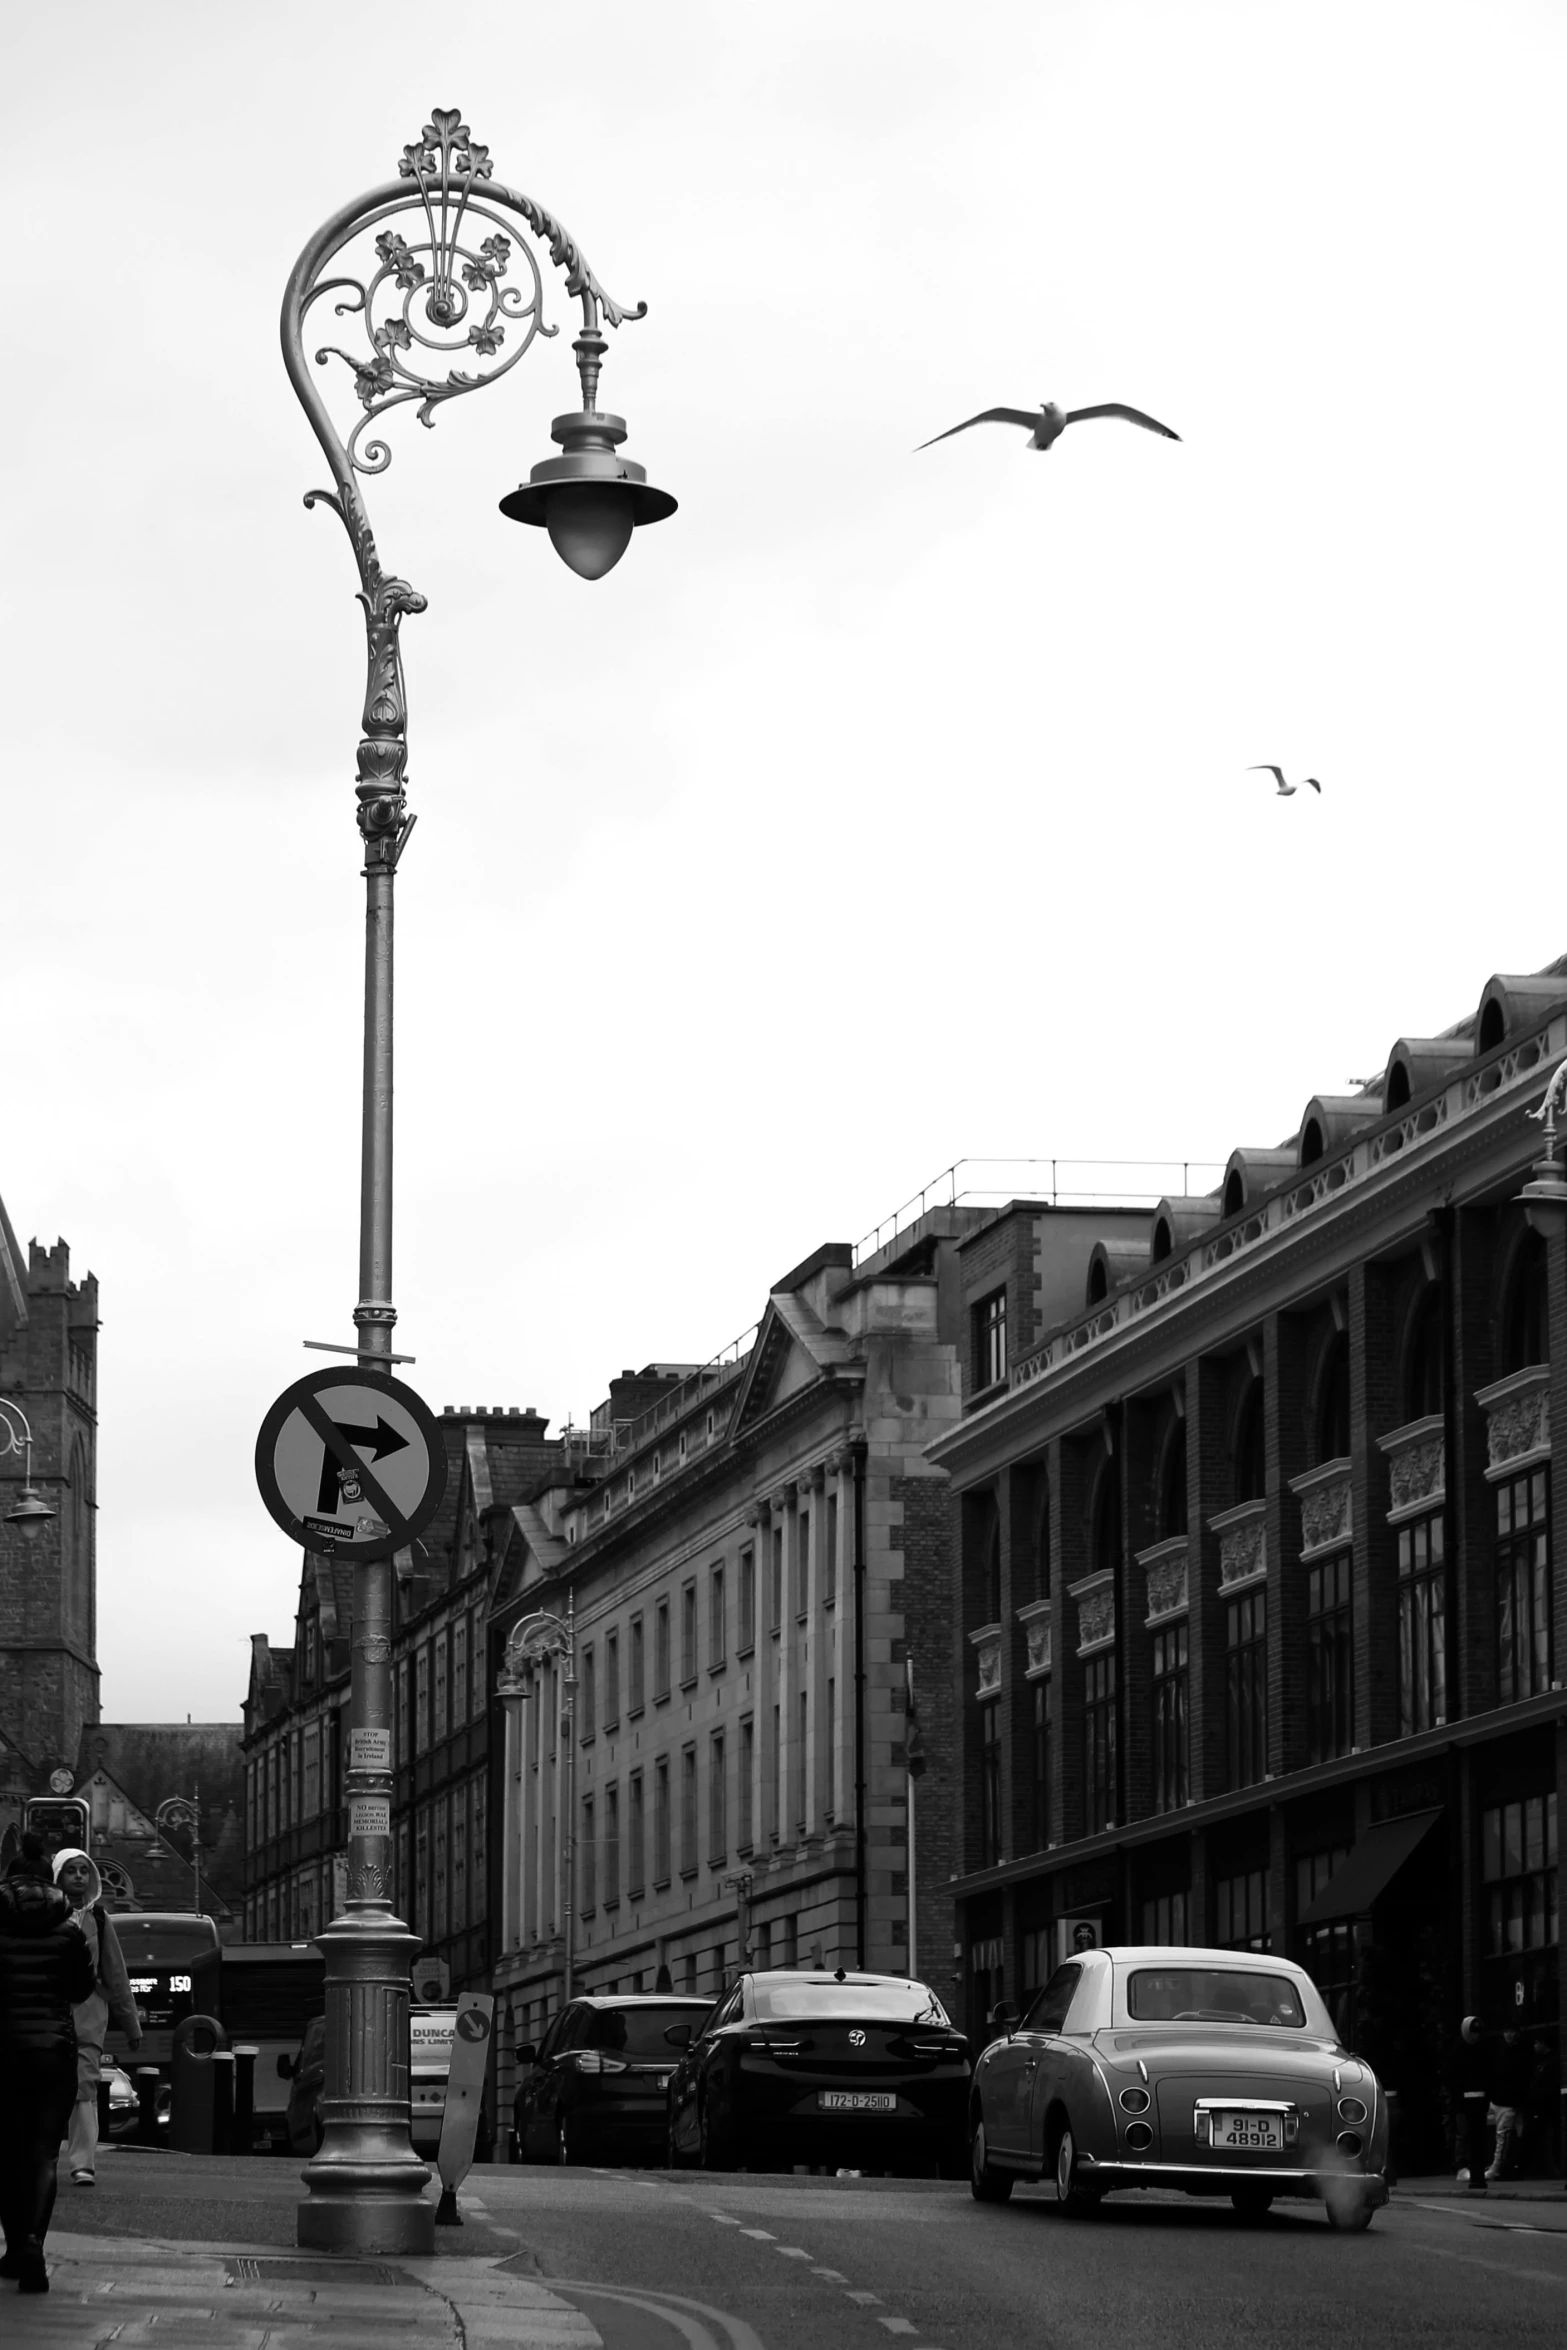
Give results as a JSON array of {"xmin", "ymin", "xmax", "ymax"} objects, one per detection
[
  {"xmin": 4, "ymin": 1486, "xmax": 54, "ymax": 1543},
  {"xmin": 500, "ymin": 409, "xmax": 675, "ymax": 579}
]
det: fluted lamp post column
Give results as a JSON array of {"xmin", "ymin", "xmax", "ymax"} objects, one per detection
[{"xmin": 281, "ymin": 106, "xmax": 673, "ymax": 2256}]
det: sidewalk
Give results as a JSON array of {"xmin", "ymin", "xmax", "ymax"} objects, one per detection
[
  {"xmin": 1397, "ymin": 2175, "xmax": 1567, "ymax": 2202},
  {"xmin": 5, "ymin": 2227, "xmax": 603, "ymax": 2350}
]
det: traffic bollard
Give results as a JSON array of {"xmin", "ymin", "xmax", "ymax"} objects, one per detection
[
  {"xmin": 211, "ymin": 2051, "xmax": 236, "ymax": 2156},
  {"xmin": 232, "ymin": 2045, "xmax": 258, "ymax": 2157},
  {"xmin": 134, "ymin": 2066, "xmax": 162, "ymax": 2147},
  {"xmin": 1463, "ymin": 2089, "xmax": 1489, "ymax": 2191}
]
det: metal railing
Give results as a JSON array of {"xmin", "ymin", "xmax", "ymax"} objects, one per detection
[{"xmin": 851, "ymin": 1158, "xmax": 1225, "ymax": 1269}]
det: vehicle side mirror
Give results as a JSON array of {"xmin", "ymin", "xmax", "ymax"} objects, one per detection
[
  {"xmin": 277, "ymin": 2054, "xmax": 295, "ymax": 2079},
  {"xmin": 514, "ymin": 2043, "xmax": 537, "ymax": 2064},
  {"xmin": 664, "ymin": 2022, "xmax": 694, "ymax": 2049},
  {"xmin": 989, "ymin": 2002, "xmax": 1019, "ymax": 2035}
]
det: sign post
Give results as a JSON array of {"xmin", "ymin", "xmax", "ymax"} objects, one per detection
[
  {"xmin": 255, "ymin": 1363, "xmax": 447, "ymax": 2254},
  {"xmin": 434, "ymin": 1993, "xmax": 495, "ymax": 2225}
]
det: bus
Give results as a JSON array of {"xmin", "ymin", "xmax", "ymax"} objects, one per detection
[
  {"xmin": 219, "ymin": 1943, "xmax": 328, "ymax": 2146},
  {"xmin": 107, "ymin": 1913, "xmax": 223, "ymax": 2071}
]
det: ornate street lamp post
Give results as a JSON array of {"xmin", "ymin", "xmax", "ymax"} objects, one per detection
[
  {"xmin": 0, "ymin": 1398, "xmax": 56, "ymax": 1544},
  {"xmin": 281, "ymin": 107, "xmax": 672, "ymax": 2255},
  {"xmin": 154, "ymin": 1793, "xmax": 202, "ymax": 1917},
  {"xmin": 502, "ymin": 1609, "xmax": 577, "ymax": 1999}
]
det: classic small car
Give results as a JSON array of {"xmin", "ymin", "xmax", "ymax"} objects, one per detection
[
  {"xmin": 968, "ymin": 1945, "xmax": 1389, "ymax": 2230},
  {"xmin": 514, "ymin": 1993, "xmax": 711, "ymax": 2165},
  {"xmin": 666, "ymin": 1968, "xmax": 971, "ymax": 2175}
]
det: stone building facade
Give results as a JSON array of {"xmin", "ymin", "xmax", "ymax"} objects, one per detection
[
  {"xmin": 929, "ymin": 958, "xmax": 1567, "ymax": 2171},
  {"xmin": 0, "ymin": 1197, "xmax": 100, "ymax": 1820},
  {"xmin": 486, "ymin": 1203, "xmax": 1145, "ymax": 2104}
]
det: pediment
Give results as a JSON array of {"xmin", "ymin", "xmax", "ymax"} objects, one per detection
[{"xmin": 729, "ymin": 1294, "xmax": 842, "ymax": 1436}]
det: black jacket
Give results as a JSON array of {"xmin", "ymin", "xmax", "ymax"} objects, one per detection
[{"xmin": 0, "ymin": 1877, "xmax": 95, "ymax": 2053}]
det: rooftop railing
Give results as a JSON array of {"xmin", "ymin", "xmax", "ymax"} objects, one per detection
[{"xmin": 851, "ymin": 1158, "xmax": 1225, "ymax": 1269}]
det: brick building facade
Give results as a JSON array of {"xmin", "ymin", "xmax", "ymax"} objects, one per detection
[
  {"xmin": 929, "ymin": 959, "xmax": 1567, "ymax": 2171},
  {"xmin": 0, "ymin": 1196, "xmax": 100, "ymax": 1832}
]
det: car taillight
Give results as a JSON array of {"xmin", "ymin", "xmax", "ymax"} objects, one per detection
[
  {"xmin": 761, "ymin": 2040, "xmax": 802, "ymax": 2055},
  {"xmin": 575, "ymin": 2052, "xmax": 628, "ymax": 2074},
  {"xmin": 1119, "ymin": 2087, "xmax": 1150, "ymax": 2114},
  {"xmin": 1193, "ymin": 2109, "xmax": 1212, "ymax": 2145},
  {"xmin": 1337, "ymin": 2097, "xmax": 1367, "ymax": 2124}
]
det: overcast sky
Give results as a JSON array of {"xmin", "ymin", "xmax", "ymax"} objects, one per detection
[{"xmin": 5, "ymin": 2, "xmax": 1565, "ymax": 1723}]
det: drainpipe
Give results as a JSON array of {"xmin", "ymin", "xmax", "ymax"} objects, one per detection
[{"xmin": 852, "ymin": 1437, "xmax": 868, "ymax": 1970}]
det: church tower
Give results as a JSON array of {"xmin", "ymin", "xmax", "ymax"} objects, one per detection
[{"xmin": 0, "ymin": 1194, "xmax": 100, "ymax": 1785}]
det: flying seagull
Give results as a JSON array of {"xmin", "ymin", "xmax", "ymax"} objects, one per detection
[
  {"xmin": 916, "ymin": 400, "xmax": 1180, "ymax": 453},
  {"xmin": 1250, "ymin": 765, "xmax": 1322, "ymax": 797}
]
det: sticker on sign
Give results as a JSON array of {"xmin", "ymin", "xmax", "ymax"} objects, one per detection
[
  {"xmin": 349, "ymin": 1728, "xmax": 392, "ymax": 1772},
  {"xmin": 349, "ymin": 1797, "xmax": 391, "ymax": 1838}
]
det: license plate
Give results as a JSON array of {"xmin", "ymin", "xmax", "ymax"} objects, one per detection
[
  {"xmin": 1211, "ymin": 2112, "xmax": 1281, "ymax": 2150},
  {"xmin": 819, "ymin": 2091, "xmax": 896, "ymax": 2113}
]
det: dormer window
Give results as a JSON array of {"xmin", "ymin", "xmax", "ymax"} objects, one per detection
[{"xmin": 678, "ymin": 1429, "xmax": 688, "ymax": 1463}]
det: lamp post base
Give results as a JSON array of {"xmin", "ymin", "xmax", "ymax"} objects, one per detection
[
  {"xmin": 295, "ymin": 1906, "xmax": 434, "ymax": 2255},
  {"xmin": 296, "ymin": 2149, "xmax": 435, "ymax": 2255}
]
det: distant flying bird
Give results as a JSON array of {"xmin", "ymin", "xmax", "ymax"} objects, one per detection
[
  {"xmin": 1250, "ymin": 765, "xmax": 1322, "ymax": 797},
  {"xmin": 916, "ymin": 400, "xmax": 1180, "ymax": 453}
]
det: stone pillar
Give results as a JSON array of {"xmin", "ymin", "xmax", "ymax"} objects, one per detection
[{"xmin": 1186, "ymin": 1357, "xmax": 1229, "ymax": 1805}]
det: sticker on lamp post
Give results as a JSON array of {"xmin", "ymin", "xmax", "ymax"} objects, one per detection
[
  {"xmin": 349, "ymin": 1797, "xmax": 391, "ymax": 1838},
  {"xmin": 349, "ymin": 1728, "xmax": 392, "ymax": 1772}
]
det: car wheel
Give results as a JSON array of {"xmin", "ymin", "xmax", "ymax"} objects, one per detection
[
  {"xmin": 1052, "ymin": 2123, "xmax": 1099, "ymax": 2218},
  {"xmin": 1231, "ymin": 2188, "xmax": 1273, "ymax": 2221},
  {"xmin": 969, "ymin": 2117, "xmax": 1014, "ymax": 2203},
  {"xmin": 1325, "ymin": 2186, "xmax": 1375, "ymax": 2233}
]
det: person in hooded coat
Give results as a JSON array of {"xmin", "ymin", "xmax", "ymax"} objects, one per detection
[
  {"xmin": 51, "ymin": 1848, "xmax": 141, "ymax": 2184},
  {"xmin": 0, "ymin": 1831, "xmax": 95, "ymax": 2294}
]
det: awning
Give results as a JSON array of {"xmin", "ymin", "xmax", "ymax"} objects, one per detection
[{"xmin": 1298, "ymin": 1807, "xmax": 1444, "ymax": 1925}]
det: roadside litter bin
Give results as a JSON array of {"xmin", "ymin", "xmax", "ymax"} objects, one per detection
[
  {"xmin": 169, "ymin": 2014, "xmax": 230, "ymax": 2155},
  {"xmin": 134, "ymin": 2066, "xmax": 162, "ymax": 2147},
  {"xmin": 232, "ymin": 2045, "xmax": 259, "ymax": 2157}
]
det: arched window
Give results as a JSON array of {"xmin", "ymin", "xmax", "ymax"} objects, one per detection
[
  {"xmin": 1315, "ymin": 1333, "xmax": 1351, "ymax": 1463},
  {"xmin": 1159, "ymin": 1423, "xmax": 1187, "ymax": 1539},
  {"xmin": 1300, "ymin": 1119, "xmax": 1325, "ymax": 1167},
  {"xmin": 1087, "ymin": 1256, "xmax": 1108, "ymax": 1305},
  {"xmin": 1502, "ymin": 1233, "xmax": 1548, "ymax": 1373},
  {"xmin": 1152, "ymin": 1216, "xmax": 1173, "ymax": 1263},
  {"xmin": 1224, "ymin": 1169, "xmax": 1245, "ymax": 1218},
  {"xmin": 1235, "ymin": 1385, "xmax": 1265, "ymax": 1502},
  {"xmin": 1478, "ymin": 998, "xmax": 1505, "ymax": 1054},
  {"xmin": 1405, "ymin": 1283, "xmax": 1445, "ymax": 1419},
  {"xmin": 1385, "ymin": 1061, "xmax": 1411, "ymax": 1111}
]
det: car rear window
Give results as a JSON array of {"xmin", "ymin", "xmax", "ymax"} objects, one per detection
[
  {"xmin": 582, "ymin": 2004, "xmax": 708, "ymax": 2057},
  {"xmin": 751, "ymin": 1981, "xmax": 950, "ymax": 2026},
  {"xmin": 1126, "ymin": 1968, "xmax": 1306, "ymax": 2027}
]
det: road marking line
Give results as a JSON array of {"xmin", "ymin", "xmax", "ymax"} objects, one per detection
[
  {"xmin": 774, "ymin": 2247, "xmax": 812, "ymax": 2259},
  {"xmin": 739, "ymin": 2228, "xmax": 775, "ymax": 2239},
  {"xmin": 877, "ymin": 2322, "xmax": 918, "ymax": 2337},
  {"xmin": 810, "ymin": 2268, "xmax": 848, "ymax": 2282},
  {"xmin": 845, "ymin": 2290, "xmax": 883, "ymax": 2305},
  {"xmin": 709, "ymin": 2214, "xmax": 745, "ymax": 2226}
]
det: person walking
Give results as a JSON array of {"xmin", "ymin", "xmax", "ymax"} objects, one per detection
[
  {"xmin": 0, "ymin": 1831, "xmax": 94, "ymax": 2294},
  {"xmin": 52, "ymin": 1848, "xmax": 141, "ymax": 2185}
]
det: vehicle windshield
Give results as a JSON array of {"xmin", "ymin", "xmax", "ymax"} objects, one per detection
[
  {"xmin": 583, "ymin": 2004, "xmax": 707, "ymax": 2058},
  {"xmin": 751, "ymin": 1980, "xmax": 951, "ymax": 2026},
  {"xmin": 115, "ymin": 1921, "xmax": 219, "ymax": 1967},
  {"xmin": 1127, "ymin": 1968, "xmax": 1306, "ymax": 2028}
]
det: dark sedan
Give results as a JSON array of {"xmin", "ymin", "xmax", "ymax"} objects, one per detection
[
  {"xmin": 514, "ymin": 1994, "xmax": 712, "ymax": 2165},
  {"xmin": 666, "ymin": 1968, "xmax": 970, "ymax": 2174}
]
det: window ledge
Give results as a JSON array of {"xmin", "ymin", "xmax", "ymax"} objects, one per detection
[
  {"xmin": 708, "ymin": 1661, "xmax": 727, "ymax": 1677},
  {"xmin": 679, "ymin": 1866, "xmax": 699, "ymax": 1883},
  {"xmin": 680, "ymin": 1674, "xmax": 699, "ymax": 1692},
  {"xmin": 737, "ymin": 1642, "xmax": 756, "ymax": 1660}
]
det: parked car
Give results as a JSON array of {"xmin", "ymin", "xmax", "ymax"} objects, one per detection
[
  {"xmin": 515, "ymin": 1994, "xmax": 712, "ymax": 2165},
  {"xmin": 666, "ymin": 1969, "xmax": 970, "ymax": 2175},
  {"xmin": 102, "ymin": 2063, "xmax": 143, "ymax": 2141},
  {"xmin": 967, "ymin": 1945, "xmax": 1389, "ymax": 2230}
]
